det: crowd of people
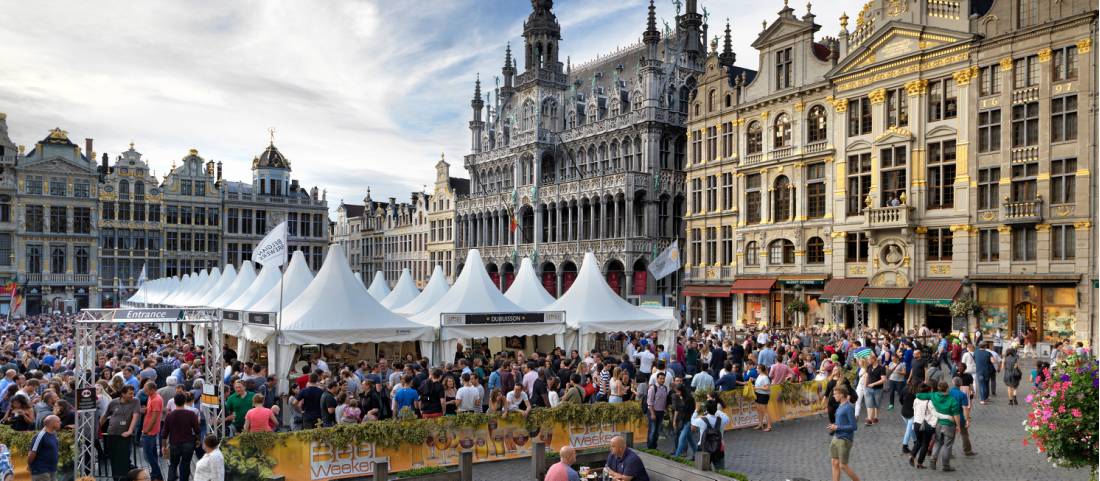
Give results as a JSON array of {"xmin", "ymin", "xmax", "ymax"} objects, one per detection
[{"xmin": 0, "ymin": 311, "xmax": 1090, "ymax": 481}]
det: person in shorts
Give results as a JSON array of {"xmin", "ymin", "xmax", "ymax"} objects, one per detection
[
  {"xmin": 753, "ymin": 368, "xmax": 772, "ymax": 431},
  {"xmin": 828, "ymin": 386, "xmax": 861, "ymax": 481}
]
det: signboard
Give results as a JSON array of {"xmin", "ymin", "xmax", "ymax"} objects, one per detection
[
  {"xmin": 200, "ymin": 382, "xmax": 220, "ymax": 408},
  {"xmin": 112, "ymin": 309, "xmax": 184, "ymax": 321},
  {"xmin": 222, "ymin": 310, "xmax": 240, "ymax": 322},
  {"xmin": 76, "ymin": 387, "xmax": 97, "ymax": 411},
  {"xmin": 248, "ymin": 312, "xmax": 272, "ymax": 325},
  {"xmin": 441, "ymin": 311, "xmax": 565, "ymax": 326},
  {"xmin": 951, "ymin": 315, "xmax": 968, "ymax": 333}
]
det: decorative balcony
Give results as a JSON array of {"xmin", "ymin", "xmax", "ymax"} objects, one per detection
[
  {"xmin": 1002, "ymin": 198, "xmax": 1043, "ymax": 224},
  {"xmin": 742, "ymin": 152, "xmax": 764, "ymax": 166},
  {"xmin": 864, "ymin": 205, "xmax": 913, "ymax": 230},
  {"xmin": 771, "ymin": 146, "xmax": 795, "ymax": 160},
  {"xmin": 1012, "ymin": 86, "xmax": 1039, "ymax": 104},
  {"xmin": 1011, "ymin": 146, "xmax": 1039, "ymax": 163},
  {"xmin": 803, "ymin": 141, "xmax": 827, "ymax": 154}
]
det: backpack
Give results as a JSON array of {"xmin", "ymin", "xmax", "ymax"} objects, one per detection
[{"xmin": 700, "ymin": 416, "xmax": 723, "ymax": 454}]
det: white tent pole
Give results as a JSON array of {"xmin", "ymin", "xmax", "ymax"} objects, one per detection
[{"xmin": 275, "ymin": 264, "xmax": 285, "ymax": 387}]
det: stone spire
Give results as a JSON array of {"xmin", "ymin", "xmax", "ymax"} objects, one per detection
[
  {"xmin": 718, "ymin": 18, "xmax": 735, "ymax": 68},
  {"xmin": 643, "ymin": 0, "xmax": 660, "ymax": 61}
]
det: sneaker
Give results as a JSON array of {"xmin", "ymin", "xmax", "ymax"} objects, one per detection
[{"xmin": 902, "ymin": 445, "xmax": 911, "ymax": 454}]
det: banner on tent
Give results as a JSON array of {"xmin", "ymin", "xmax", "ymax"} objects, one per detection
[
  {"xmin": 223, "ymin": 310, "xmax": 241, "ymax": 322},
  {"xmin": 441, "ymin": 311, "xmax": 565, "ymax": 326},
  {"xmin": 248, "ymin": 312, "xmax": 273, "ymax": 325}
]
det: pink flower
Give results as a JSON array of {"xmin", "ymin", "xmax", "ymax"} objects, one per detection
[
  {"xmin": 1023, "ymin": 438, "xmax": 1029, "ymax": 446},
  {"xmin": 1058, "ymin": 405, "xmax": 1066, "ymax": 413},
  {"xmin": 1071, "ymin": 408, "xmax": 1082, "ymax": 418},
  {"xmin": 1025, "ymin": 395, "xmax": 1034, "ymax": 403}
]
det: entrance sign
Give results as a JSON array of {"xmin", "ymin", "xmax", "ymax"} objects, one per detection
[{"xmin": 113, "ymin": 309, "xmax": 183, "ymax": 321}]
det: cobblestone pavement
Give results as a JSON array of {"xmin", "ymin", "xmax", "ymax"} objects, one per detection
[{"xmin": 473, "ymin": 359, "xmax": 1093, "ymax": 481}]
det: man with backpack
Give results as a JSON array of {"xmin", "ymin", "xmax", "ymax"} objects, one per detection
[{"xmin": 691, "ymin": 400, "xmax": 730, "ymax": 470}]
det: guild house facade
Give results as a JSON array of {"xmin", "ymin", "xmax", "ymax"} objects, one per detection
[{"xmin": 684, "ymin": 0, "xmax": 1097, "ymax": 346}]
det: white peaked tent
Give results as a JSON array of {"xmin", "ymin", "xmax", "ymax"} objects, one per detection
[
  {"xmin": 180, "ymin": 268, "xmax": 220, "ymax": 307},
  {"xmin": 208, "ymin": 261, "xmax": 256, "ymax": 309},
  {"xmin": 381, "ymin": 268, "xmax": 420, "ymax": 310},
  {"xmin": 354, "ymin": 272, "xmax": 362, "ymax": 284},
  {"xmin": 505, "ymin": 257, "xmax": 556, "ymax": 310},
  {"xmin": 366, "ymin": 271, "xmax": 390, "ymax": 300},
  {"xmin": 150, "ymin": 277, "xmax": 180, "ymax": 306},
  {"xmin": 223, "ymin": 264, "xmax": 281, "ymax": 339},
  {"xmin": 179, "ymin": 270, "xmax": 210, "ymax": 306},
  {"xmin": 196, "ymin": 265, "xmax": 237, "ymax": 307},
  {"xmin": 241, "ymin": 250, "xmax": 315, "ymax": 343},
  {"xmin": 162, "ymin": 273, "xmax": 194, "ymax": 307},
  {"xmin": 275, "ymin": 245, "xmax": 434, "ymax": 388},
  {"xmin": 395, "ymin": 265, "xmax": 450, "ymax": 316},
  {"xmin": 544, "ymin": 252, "xmax": 677, "ymax": 354},
  {"xmin": 412, "ymin": 249, "xmax": 563, "ymax": 359}
]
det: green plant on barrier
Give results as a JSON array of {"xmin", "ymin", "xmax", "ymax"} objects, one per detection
[
  {"xmin": 222, "ymin": 401, "xmax": 646, "ymax": 477},
  {"xmin": 636, "ymin": 447, "xmax": 749, "ymax": 481},
  {"xmin": 777, "ymin": 382, "xmax": 802, "ymax": 404},
  {"xmin": 394, "ymin": 466, "xmax": 449, "ymax": 478},
  {"xmin": 0, "ymin": 425, "xmax": 75, "ymax": 468}
]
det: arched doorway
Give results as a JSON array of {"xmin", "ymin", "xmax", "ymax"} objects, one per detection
[
  {"xmin": 631, "ymin": 259, "xmax": 648, "ymax": 297},
  {"xmin": 561, "ymin": 261, "xmax": 578, "ymax": 293},
  {"xmin": 486, "ymin": 263, "xmax": 499, "ymax": 290},
  {"xmin": 501, "ymin": 262, "xmax": 515, "ymax": 291},
  {"xmin": 541, "ymin": 262, "xmax": 557, "ymax": 297},
  {"xmin": 605, "ymin": 259, "xmax": 625, "ymax": 297}
]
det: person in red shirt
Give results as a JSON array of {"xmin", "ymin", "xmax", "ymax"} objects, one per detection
[
  {"xmin": 295, "ymin": 366, "xmax": 311, "ymax": 391},
  {"xmin": 141, "ymin": 381, "xmax": 164, "ymax": 481}
]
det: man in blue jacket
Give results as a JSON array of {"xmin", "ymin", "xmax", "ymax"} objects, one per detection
[
  {"xmin": 828, "ymin": 386, "xmax": 861, "ymax": 481},
  {"xmin": 973, "ymin": 342, "xmax": 997, "ymax": 404}
]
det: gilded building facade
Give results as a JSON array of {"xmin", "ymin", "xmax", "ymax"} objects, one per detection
[
  {"xmin": 428, "ymin": 155, "xmax": 469, "ymax": 281},
  {"xmin": 332, "ymin": 202, "xmax": 366, "ymax": 274},
  {"xmin": 455, "ymin": 0, "xmax": 696, "ymax": 302},
  {"xmin": 0, "ymin": 115, "xmax": 20, "ymax": 309},
  {"xmin": 98, "ymin": 144, "xmax": 164, "ymax": 306},
  {"xmin": 221, "ymin": 143, "xmax": 329, "ymax": 272},
  {"xmin": 15, "ymin": 128, "xmax": 98, "ymax": 313},
  {"xmin": 160, "ymin": 149, "xmax": 222, "ymax": 278},
  {"xmin": 685, "ymin": 0, "xmax": 1097, "ymax": 346}
]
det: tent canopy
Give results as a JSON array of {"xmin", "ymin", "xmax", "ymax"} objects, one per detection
[
  {"xmin": 381, "ymin": 268, "xmax": 420, "ymax": 310},
  {"xmin": 162, "ymin": 273, "xmax": 194, "ymax": 307},
  {"xmin": 196, "ymin": 265, "xmax": 237, "ymax": 307},
  {"xmin": 504, "ymin": 257, "xmax": 555, "ymax": 310},
  {"xmin": 544, "ymin": 252, "xmax": 676, "ymax": 335},
  {"xmin": 180, "ymin": 268, "xmax": 220, "ymax": 307},
  {"xmin": 226, "ymin": 264, "xmax": 280, "ymax": 311},
  {"xmin": 209, "ymin": 262, "xmax": 256, "ymax": 309},
  {"xmin": 279, "ymin": 244, "xmax": 434, "ymax": 345},
  {"xmin": 412, "ymin": 249, "xmax": 562, "ymax": 341},
  {"xmin": 395, "ymin": 265, "xmax": 450, "ymax": 316},
  {"xmin": 240, "ymin": 251, "xmax": 316, "ymax": 344},
  {"xmin": 367, "ymin": 271, "xmax": 390, "ymax": 301}
]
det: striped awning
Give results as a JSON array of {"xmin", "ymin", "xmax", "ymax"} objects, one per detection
[
  {"xmin": 858, "ymin": 287, "xmax": 911, "ymax": 304},
  {"xmin": 683, "ymin": 285, "xmax": 731, "ymax": 298},
  {"xmin": 906, "ymin": 279, "xmax": 962, "ymax": 305},
  {"xmin": 820, "ymin": 278, "xmax": 868, "ymax": 302},
  {"xmin": 729, "ymin": 278, "xmax": 776, "ymax": 295}
]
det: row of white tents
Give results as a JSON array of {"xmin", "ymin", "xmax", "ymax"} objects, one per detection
[{"xmin": 126, "ymin": 245, "xmax": 677, "ymax": 391}]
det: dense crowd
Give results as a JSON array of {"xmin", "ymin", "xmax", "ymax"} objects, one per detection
[{"xmin": 0, "ymin": 312, "xmax": 1090, "ymax": 481}]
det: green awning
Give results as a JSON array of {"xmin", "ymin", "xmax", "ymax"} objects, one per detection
[{"xmin": 858, "ymin": 287, "xmax": 910, "ymax": 304}]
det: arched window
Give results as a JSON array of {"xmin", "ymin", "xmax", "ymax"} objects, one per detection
[
  {"xmin": 634, "ymin": 137, "xmax": 643, "ymax": 171},
  {"xmin": 694, "ymin": 103, "xmax": 700, "ymax": 116},
  {"xmin": 807, "ymin": 237, "xmax": 825, "ymax": 264},
  {"xmin": 632, "ymin": 91, "xmax": 643, "ymax": 110},
  {"xmin": 610, "ymin": 141, "xmax": 620, "ymax": 170},
  {"xmin": 707, "ymin": 89, "xmax": 716, "ymax": 112},
  {"xmin": 807, "ymin": 105, "xmax": 827, "ymax": 143},
  {"xmin": 725, "ymin": 93, "xmax": 732, "ymax": 108},
  {"xmin": 773, "ymin": 175, "xmax": 792, "ymax": 222},
  {"xmin": 678, "ymin": 86, "xmax": 690, "ymax": 114},
  {"xmin": 622, "ymin": 139, "xmax": 633, "ymax": 171},
  {"xmin": 118, "ymin": 180, "xmax": 130, "ymax": 197},
  {"xmin": 134, "ymin": 181, "xmax": 144, "ymax": 197},
  {"xmin": 773, "ymin": 113, "xmax": 791, "ymax": 148},
  {"xmin": 745, "ymin": 241, "xmax": 759, "ymax": 265},
  {"xmin": 746, "ymin": 121, "xmax": 763, "ymax": 154},
  {"xmin": 523, "ymin": 100, "xmax": 535, "ymax": 131},
  {"xmin": 768, "ymin": 239, "xmax": 795, "ymax": 264}
]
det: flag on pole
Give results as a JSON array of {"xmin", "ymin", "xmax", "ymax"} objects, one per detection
[
  {"xmin": 253, "ymin": 221, "xmax": 288, "ymax": 268},
  {"xmin": 647, "ymin": 240, "xmax": 681, "ymax": 280}
]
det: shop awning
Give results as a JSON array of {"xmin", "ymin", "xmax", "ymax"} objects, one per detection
[
  {"xmin": 968, "ymin": 274, "xmax": 1081, "ymax": 284},
  {"xmin": 858, "ymin": 287, "xmax": 910, "ymax": 304},
  {"xmin": 820, "ymin": 278, "xmax": 867, "ymax": 302},
  {"xmin": 906, "ymin": 279, "xmax": 962, "ymax": 305},
  {"xmin": 682, "ymin": 285, "xmax": 731, "ymax": 298},
  {"xmin": 729, "ymin": 278, "xmax": 776, "ymax": 295}
]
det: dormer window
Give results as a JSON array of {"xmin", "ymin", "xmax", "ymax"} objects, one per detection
[{"xmin": 775, "ymin": 47, "xmax": 792, "ymax": 89}]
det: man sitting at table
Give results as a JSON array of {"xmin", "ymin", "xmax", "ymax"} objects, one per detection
[
  {"xmin": 605, "ymin": 435, "xmax": 649, "ymax": 481},
  {"xmin": 546, "ymin": 445, "xmax": 580, "ymax": 481}
]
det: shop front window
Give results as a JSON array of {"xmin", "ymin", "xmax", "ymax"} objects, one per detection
[
  {"xmin": 1042, "ymin": 287, "xmax": 1076, "ymax": 343},
  {"xmin": 977, "ymin": 287, "xmax": 1010, "ymax": 337}
]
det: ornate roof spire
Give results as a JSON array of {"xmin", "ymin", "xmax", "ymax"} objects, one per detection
[
  {"xmin": 504, "ymin": 42, "xmax": 513, "ymax": 69},
  {"xmin": 474, "ymin": 73, "xmax": 482, "ymax": 101},
  {"xmin": 719, "ymin": 18, "xmax": 735, "ymax": 68},
  {"xmin": 643, "ymin": 0, "xmax": 660, "ymax": 46}
]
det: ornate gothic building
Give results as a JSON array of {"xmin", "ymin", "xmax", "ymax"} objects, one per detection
[{"xmin": 454, "ymin": 0, "xmax": 701, "ymax": 303}]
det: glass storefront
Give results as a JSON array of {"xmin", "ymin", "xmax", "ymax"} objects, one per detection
[
  {"xmin": 977, "ymin": 284, "xmax": 1079, "ymax": 343},
  {"xmin": 743, "ymin": 296, "xmax": 765, "ymax": 327},
  {"xmin": 1042, "ymin": 287, "xmax": 1076, "ymax": 343},
  {"xmin": 977, "ymin": 287, "xmax": 1010, "ymax": 336},
  {"xmin": 806, "ymin": 295, "xmax": 825, "ymax": 325}
]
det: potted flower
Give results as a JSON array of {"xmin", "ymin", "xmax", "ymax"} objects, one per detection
[{"xmin": 1023, "ymin": 355, "xmax": 1098, "ymax": 478}]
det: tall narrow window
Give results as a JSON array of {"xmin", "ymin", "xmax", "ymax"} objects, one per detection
[
  {"xmin": 721, "ymin": 226, "xmax": 733, "ymax": 264},
  {"xmin": 721, "ymin": 173, "xmax": 733, "ymax": 210},
  {"xmin": 1013, "ymin": 55, "xmax": 1039, "ymax": 88},
  {"xmin": 773, "ymin": 176, "xmax": 791, "ymax": 222},
  {"xmin": 1051, "ymin": 225, "xmax": 1075, "ymax": 260},
  {"xmin": 1050, "ymin": 158, "xmax": 1076, "ymax": 204},
  {"xmin": 847, "ymin": 97, "xmax": 872, "ymax": 136},
  {"xmin": 806, "ymin": 237, "xmax": 825, "ymax": 264},
  {"xmin": 745, "ymin": 241, "xmax": 759, "ymax": 265},
  {"xmin": 773, "ymin": 114, "xmax": 791, "ymax": 148},
  {"xmin": 721, "ymin": 122, "xmax": 733, "ymax": 158},
  {"xmin": 706, "ymin": 175, "xmax": 718, "ymax": 212},
  {"xmin": 927, "ymin": 140, "xmax": 956, "ymax": 209},
  {"xmin": 1052, "ymin": 46, "xmax": 1079, "ymax": 82},
  {"xmin": 706, "ymin": 126, "xmax": 718, "ymax": 161},
  {"xmin": 977, "ymin": 167, "xmax": 1000, "ymax": 211},
  {"xmin": 979, "ymin": 229, "xmax": 999, "ymax": 262},
  {"xmin": 806, "ymin": 105, "xmax": 827, "ymax": 143},
  {"xmin": 928, "ymin": 78, "xmax": 957, "ymax": 121},
  {"xmin": 691, "ymin": 178, "xmax": 703, "ymax": 213},
  {"xmin": 806, "ymin": 163, "xmax": 826, "ymax": 219},
  {"xmin": 1011, "ymin": 162, "xmax": 1038, "ymax": 201},
  {"xmin": 978, "ymin": 109, "xmax": 1002, "ymax": 153},
  {"xmin": 691, "ymin": 129, "xmax": 703, "ymax": 163},
  {"xmin": 706, "ymin": 227, "xmax": 717, "ymax": 264},
  {"xmin": 885, "ymin": 87, "xmax": 908, "ymax": 127},
  {"xmin": 746, "ymin": 174, "xmax": 761, "ymax": 225},
  {"xmin": 978, "ymin": 65, "xmax": 1001, "ymax": 96},
  {"xmin": 1012, "ymin": 101, "xmax": 1039, "ymax": 147},
  {"xmin": 1012, "ymin": 226, "xmax": 1036, "ymax": 261},
  {"xmin": 927, "ymin": 228, "xmax": 953, "ymax": 261},
  {"xmin": 845, "ymin": 233, "xmax": 869, "ymax": 262},
  {"xmin": 1051, "ymin": 95, "xmax": 1078, "ymax": 142},
  {"xmin": 879, "ymin": 146, "xmax": 907, "ymax": 206},
  {"xmin": 775, "ymin": 47, "xmax": 792, "ymax": 89},
  {"xmin": 690, "ymin": 229, "xmax": 702, "ymax": 265},
  {"xmin": 846, "ymin": 153, "xmax": 872, "ymax": 215},
  {"xmin": 1016, "ymin": 0, "xmax": 1038, "ymax": 28},
  {"xmin": 746, "ymin": 122, "xmax": 762, "ymax": 154}
]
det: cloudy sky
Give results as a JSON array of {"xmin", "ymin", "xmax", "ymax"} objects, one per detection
[{"xmin": 0, "ymin": 0, "xmax": 845, "ymax": 211}]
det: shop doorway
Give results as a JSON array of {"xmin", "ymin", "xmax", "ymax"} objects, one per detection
[
  {"xmin": 1014, "ymin": 301, "xmax": 1039, "ymax": 337},
  {"xmin": 878, "ymin": 303, "xmax": 904, "ymax": 333},
  {"xmin": 926, "ymin": 306, "xmax": 952, "ymax": 334}
]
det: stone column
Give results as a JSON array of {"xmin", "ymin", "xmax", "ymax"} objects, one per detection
[
  {"xmin": 614, "ymin": 198, "xmax": 622, "ymax": 238},
  {"xmin": 578, "ymin": 201, "xmax": 585, "ymax": 241},
  {"xmin": 598, "ymin": 197, "xmax": 607, "ymax": 238},
  {"xmin": 567, "ymin": 204, "xmax": 574, "ymax": 241}
]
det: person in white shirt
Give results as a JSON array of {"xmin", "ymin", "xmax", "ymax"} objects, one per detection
[
  {"xmin": 504, "ymin": 383, "xmax": 531, "ymax": 416},
  {"xmin": 194, "ymin": 435, "xmax": 224, "ymax": 481},
  {"xmin": 691, "ymin": 400, "xmax": 732, "ymax": 470},
  {"xmin": 634, "ymin": 346, "xmax": 656, "ymax": 382},
  {"xmin": 757, "ymin": 331, "xmax": 770, "ymax": 346},
  {"xmin": 455, "ymin": 373, "xmax": 482, "ymax": 413}
]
